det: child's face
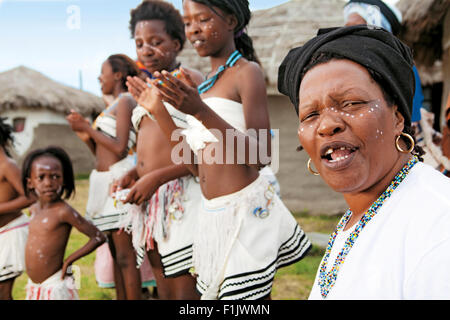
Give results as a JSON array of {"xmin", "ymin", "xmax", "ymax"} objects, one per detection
[
  {"xmin": 182, "ymin": 0, "xmax": 234, "ymax": 57},
  {"xmin": 98, "ymin": 61, "xmax": 118, "ymax": 95},
  {"xmin": 134, "ymin": 20, "xmax": 180, "ymax": 74},
  {"xmin": 28, "ymin": 156, "xmax": 64, "ymax": 203}
]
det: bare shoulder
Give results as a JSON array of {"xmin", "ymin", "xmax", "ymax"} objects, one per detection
[
  {"xmin": 4, "ymin": 157, "xmax": 20, "ymax": 171},
  {"xmin": 54, "ymin": 201, "xmax": 77, "ymax": 221},
  {"xmin": 118, "ymin": 93, "xmax": 137, "ymax": 110},
  {"xmin": 236, "ymin": 60, "xmax": 265, "ymax": 79},
  {"xmin": 1, "ymin": 157, "xmax": 20, "ymax": 179},
  {"xmin": 182, "ymin": 66, "xmax": 205, "ymax": 86}
]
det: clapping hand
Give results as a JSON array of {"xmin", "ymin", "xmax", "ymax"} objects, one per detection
[
  {"xmin": 126, "ymin": 76, "xmax": 165, "ymax": 116},
  {"xmin": 152, "ymin": 68, "xmax": 205, "ymax": 117},
  {"xmin": 66, "ymin": 110, "xmax": 90, "ymax": 132}
]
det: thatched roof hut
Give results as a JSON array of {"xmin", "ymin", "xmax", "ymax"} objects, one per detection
[
  {"xmin": 398, "ymin": 0, "xmax": 450, "ymax": 68},
  {"xmin": 0, "ymin": 66, "xmax": 104, "ymax": 174},
  {"xmin": 398, "ymin": 0, "xmax": 450, "ymax": 127},
  {"xmin": 0, "ymin": 66, "xmax": 104, "ymax": 117}
]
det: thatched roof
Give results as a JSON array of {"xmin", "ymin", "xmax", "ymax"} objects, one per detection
[
  {"xmin": 0, "ymin": 66, "xmax": 104, "ymax": 116},
  {"xmin": 178, "ymin": 0, "xmax": 345, "ymax": 95},
  {"xmin": 398, "ymin": 0, "xmax": 450, "ymax": 67}
]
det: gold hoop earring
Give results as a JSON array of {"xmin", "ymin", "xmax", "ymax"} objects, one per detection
[
  {"xmin": 307, "ymin": 158, "xmax": 320, "ymax": 176},
  {"xmin": 395, "ymin": 132, "xmax": 415, "ymax": 154}
]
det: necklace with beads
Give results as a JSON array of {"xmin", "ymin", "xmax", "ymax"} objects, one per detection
[
  {"xmin": 197, "ymin": 50, "xmax": 242, "ymax": 94},
  {"xmin": 318, "ymin": 156, "xmax": 419, "ymax": 299}
]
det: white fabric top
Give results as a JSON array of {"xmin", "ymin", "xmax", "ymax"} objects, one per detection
[
  {"xmin": 182, "ymin": 97, "xmax": 245, "ymax": 155},
  {"xmin": 132, "ymin": 102, "xmax": 188, "ymax": 132},
  {"xmin": 131, "ymin": 105, "xmax": 154, "ymax": 131},
  {"xmin": 309, "ymin": 162, "xmax": 450, "ymax": 300}
]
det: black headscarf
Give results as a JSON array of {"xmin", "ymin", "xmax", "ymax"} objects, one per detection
[{"xmin": 277, "ymin": 25, "xmax": 415, "ymax": 126}]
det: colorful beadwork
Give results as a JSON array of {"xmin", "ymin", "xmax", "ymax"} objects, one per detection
[
  {"xmin": 252, "ymin": 184, "xmax": 276, "ymax": 219},
  {"xmin": 197, "ymin": 50, "xmax": 242, "ymax": 95},
  {"xmin": 318, "ymin": 156, "xmax": 419, "ymax": 298}
]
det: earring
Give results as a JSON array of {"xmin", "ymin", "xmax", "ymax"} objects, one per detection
[
  {"xmin": 307, "ymin": 158, "xmax": 320, "ymax": 176},
  {"xmin": 395, "ymin": 132, "xmax": 415, "ymax": 154}
]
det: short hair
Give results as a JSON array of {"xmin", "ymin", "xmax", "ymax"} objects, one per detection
[
  {"xmin": 107, "ymin": 54, "xmax": 140, "ymax": 90},
  {"xmin": 22, "ymin": 146, "xmax": 75, "ymax": 199},
  {"xmin": 129, "ymin": 0, "xmax": 186, "ymax": 50},
  {"xmin": 0, "ymin": 117, "xmax": 14, "ymax": 156}
]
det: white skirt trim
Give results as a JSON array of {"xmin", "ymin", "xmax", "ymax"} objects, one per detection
[{"xmin": 0, "ymin": 214, "xmax": 29, "ymax": 282}]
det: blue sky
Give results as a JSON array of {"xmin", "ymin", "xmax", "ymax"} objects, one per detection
[
  {"xmin": 0, "ymin": 0, "xmax": 398, "ymax": 96},
  {"xmin": 0, "ymin": 0, "xmax": 291, "ymax": 96}
]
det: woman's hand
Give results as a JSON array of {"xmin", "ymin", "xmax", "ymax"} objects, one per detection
[
  {"xmin": 61, "ymin": 259, "xmax": 73, "ymax": 280},
  {"xmin": 66, "ymin": 110, "xmax": 90, "ymax": 132},
  {"xmin": 153, "ymin": 68, "xmax": 206, "ymax": 117},
  {"xmin": 74, "ymin": 131, "xmax": 91, "ymax": 142},
  {"xmin": 111, "ymin": 169, "xmax": 138, "ymax": 195},
  {"xmin": 123, "ymin": 172, "xmax": 161, "ymax": 206},
  {"xmin": 126, "ymin": 76, "xmax": 166, "ymax": 116},
  {"xmin": 126, "ymin": 75, "xmax": 149, "ymax": 102}
]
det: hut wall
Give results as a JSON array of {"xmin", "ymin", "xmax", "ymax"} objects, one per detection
[
  {"xmin": 13, "ymin": 123, "xmax": 96, "ymax": 175},
  {"xmin": 30, "ymin": 123, "xmax": 95, "ymax": 175},
  {"xmin": 1, "ymin": 109, "xmax": 96, "ymax": 175},
  {"xmin": 442, "ymin": 9, "xmax": 450, "ymax": 129},
  {"xmin": 2, "ymin": 109, "xmax": 67, "ymax": 156},
  {"xmin": 267, "ymin": 95, "xmax": 348, "ymax": 216}
]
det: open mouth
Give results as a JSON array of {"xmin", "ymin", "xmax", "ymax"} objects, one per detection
[
  {"xmin": 191, "ymin": 39, "xmax": 205, "ymax": 48},
  {"xmin": 320, "ymin": 142, "xmax": 359, "ymax": 168}
]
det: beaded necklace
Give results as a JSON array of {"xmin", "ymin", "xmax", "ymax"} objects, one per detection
[
  {"xmin": 198, "ymin": 50, "xmax": 242, "ymax": 94},
  {"xmin": 318, "ymin": 156, "xmax": 419, "ymax": 298}
]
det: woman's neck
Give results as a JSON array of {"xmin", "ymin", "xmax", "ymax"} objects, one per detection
[
  {"xmin": 165, "ymin": 59, "xmax": 180, "ymax": 73},
  {"xmin": 112, "ymin": 84, "xmax": 126, "ymax": 99},
  {"xmin": 209, "ymin": 40, "xmax": 237, "ymax": 74},
  {"xmin": 343, "ymin": 153, "xmax": 412, "ymax": 229}
]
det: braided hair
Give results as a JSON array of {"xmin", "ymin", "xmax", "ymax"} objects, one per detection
[
  {"xmin": 189, "ymin": 0, "xmax": 260, "ymax": 64},
  {"xmin": 107, "ymin": 54, "xmax": 140, "ymax": 91},
  {"xmin": 0, "ymin": 117, "xmax": 14, "ymax": 157}
]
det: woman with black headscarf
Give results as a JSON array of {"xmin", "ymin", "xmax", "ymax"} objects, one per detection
[{"xmin": 278, "ymin": 25, "xmax": 450, "ymax": 299}]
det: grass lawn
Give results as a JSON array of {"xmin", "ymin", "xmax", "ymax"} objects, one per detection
[{"xmin": 12, "ymin": 179, "xmax": 341, "ymax": 300}]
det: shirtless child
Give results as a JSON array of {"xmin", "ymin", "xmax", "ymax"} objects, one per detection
[
  {"xmin": 0, "ymin": 118, "xmax": 34, "ymax": 300},
  {"xmin": 22, "ymin": 147, "xmax": 106, "ymax": 300}
]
